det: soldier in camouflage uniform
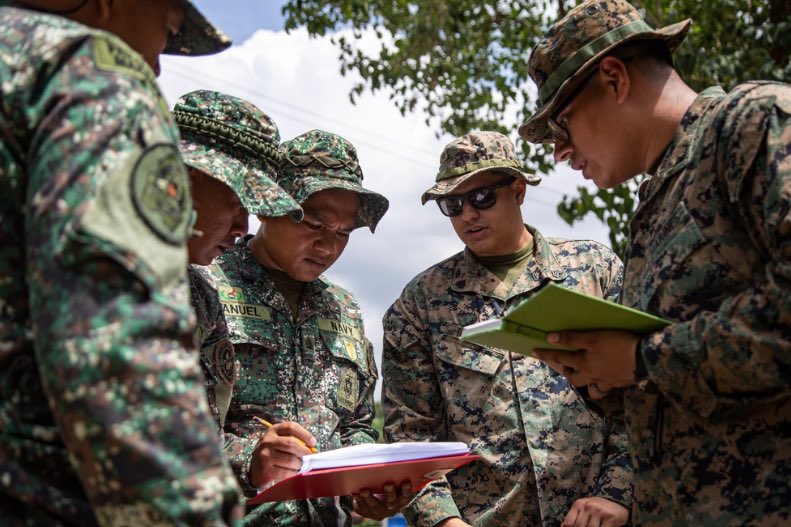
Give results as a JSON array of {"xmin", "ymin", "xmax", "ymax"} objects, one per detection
[
  {"xmin": 382, "ymin": 131, "xmax": 633, "ymax": 527},
  {"xmin": 173, "ymin": 90, "xmax": 302, "ymax": 433},
  {"xmin": 205, "ymin": 129, "xmax": 405, "ymax": 525},
  {"xmin": 0, "ymin": 1, "xmax": 243, "ymax": 525},
  {"xmin": 522, "ymin": 1, "xmax": 791, "ymax": 525}
]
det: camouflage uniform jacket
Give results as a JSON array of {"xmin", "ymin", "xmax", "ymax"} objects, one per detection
[
  {"xmin": 189, "ymin": 265, "xmax": 238, "ymax": 432},
  {"xmin": 0, "ymin": 8, "xmax": 242, "ymax": 526},
  {"xmin": 623, "ymin": 82, "xmax": 791, "ymax": 526},
  {"xmin": 206, "ymin": 237, "xmax": 379, "ymax": 526},
  {"xmin": 383, "ymin": 226, "xmax": 633, "ymax": 527}
]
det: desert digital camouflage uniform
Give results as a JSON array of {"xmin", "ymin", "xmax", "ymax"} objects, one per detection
[
  {"xmin": 0, "ymin": 5, "xmax": 242, "ymax": 526},
  {"xmin": 205, "ymin": 130, "xmax": 388, "ymax": 526},
  {"xmin": 619, "ymin": 81, "xmax": 791, "ymax": 526},
  {"xmin": 518, "ymin": 1, "xmax": 791, "ymax": 525},
  {"xmin": 383, "ymin": 131, "xmax": 632, "ymax": 527},
  {"xmin": 173, "ymin": 90, "xmax": 302, "ymax": 432},
  {"xmin": 383, "ymin": 229, "xmax": 632, "ymax": 527}
]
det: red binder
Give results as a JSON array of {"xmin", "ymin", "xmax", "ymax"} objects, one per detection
[{"xmin": 248, "ymin": 453, "xmax": 480, "ymax": 505}]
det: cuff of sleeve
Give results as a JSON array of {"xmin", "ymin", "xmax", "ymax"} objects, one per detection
[
  {"xmin": 403, "ymin": 481, "xmax": 461, "ymax": 527},
  {"xmin": 642, "ymin": 322, "xmax": 716, "ymax": 417},
  {"xmin": 237, "ymin": 438, "xmax": 261, "ymax": 497}
]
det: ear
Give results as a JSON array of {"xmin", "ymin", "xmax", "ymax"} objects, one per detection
[
  {"xmin": 95, "ymin": 0, "xmax": 113, "ymax": 21},
  {"xmin": 598, "ymin": 56, "xmax": 631, "ymax": 104},
  {"xmin": 513, "ymin": 179, "xmax": 527, "ymax": 206}
]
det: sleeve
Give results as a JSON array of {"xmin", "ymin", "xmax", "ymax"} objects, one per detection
[
  {"xmin": 640, "ymin": 84, "xmax": 791, "ymax": 418},
  {"xmin": 591, "ymin": 416, "xmax": 634, "ymax": 509},
  {"xmin": 382, "ymin": 288, "xmax": 462, "ymax": 526},
  {"xmin": 25, "ymin": 35, "xmax": 242, "ymax": 525}
]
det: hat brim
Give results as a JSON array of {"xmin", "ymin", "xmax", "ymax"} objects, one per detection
[
  {"xmin": 289, "ymin": 176, "xmax": 390, "ymax": 233},
  {"xmin": 518, "ymin": 19, "xmax": 691, "ymax": 143},
  {"xmin": 164, "ymin": 1, "xmax": 232, "ymax": 56},
  {"xmin": 181, "ymin": 143, "xmax": 303, "ymax": 220},
  {"xmin": 421, "ymin": 167, "xmax": 541, "ymax": 205}
]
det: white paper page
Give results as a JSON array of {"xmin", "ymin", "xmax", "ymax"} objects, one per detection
[{"xmin": 299, "ymin": 441, "xmax": 469, "ymax": 473}]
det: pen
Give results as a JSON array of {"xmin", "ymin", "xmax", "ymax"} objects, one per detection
[{"xmin": 252, "ymin": 416, "xmax": 319, "ymax": 453}]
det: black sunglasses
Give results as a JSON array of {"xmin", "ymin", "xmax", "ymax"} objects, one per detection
[{"xmin": 436, "ymin": 177, "xmax": 516, "ymax": 217}]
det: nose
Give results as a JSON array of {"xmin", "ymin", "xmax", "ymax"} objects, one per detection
[
  {"xmin": 553, "ymin": 139, "xmax": 573, "ymax": 163},
  {"xmin": 230, "ymin": 209, "xmax": 248, "ymax": 239},
  {"xmin": 459, "ymin": 199, "xmax": 480, "ymax": 221}
]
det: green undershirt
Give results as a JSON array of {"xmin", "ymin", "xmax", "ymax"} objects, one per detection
[
  {"xmin": 265, "ymin": 266, "xmax": 305, "ymax": 318},
  {"xmin": 475, "ymin": 243, "xmax": 535, "ymax": 291}
]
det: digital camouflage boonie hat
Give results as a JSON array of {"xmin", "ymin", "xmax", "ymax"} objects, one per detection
[
  {"xmin": 518, "ymin": 0, "xmax": 691, "ymax": 143},
  {"xmin": 173, "ymin": 90, "xmax": 302, "ymax": 220},
  {"xmin": 421, "ymin": 131, "xmax": 540, "ymax": 204},
  {"xmin": 163, "ymin": 1, "xmax": 231, "ymax": 56},
  {"xmin": 279, "ymin": 129, "xmax": 389, "ymax": 232}
]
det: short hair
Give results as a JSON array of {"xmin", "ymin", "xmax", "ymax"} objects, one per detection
[{"xmin": 609, "ymin": 39, "xmax": 674, "ymax": 69}]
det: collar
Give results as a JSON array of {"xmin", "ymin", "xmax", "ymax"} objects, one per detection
[
  {"xmin": 226, "ymin": 235, "xmax": 333, "ymax": 320},
  {"xmin": 638, "ymin": 86, "xmax": 726, "ymax": 203},
  {"xmin": 451, "ymin": 224, "xmax": 568, "ymax": 300}
]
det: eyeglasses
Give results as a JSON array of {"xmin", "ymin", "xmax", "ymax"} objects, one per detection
[
  {"xmin": 546, "ymin": 68, "xmax": 598, "ymax": 144},
  {"xmin": 436, "ymin": 177, "xmax": 515, "ymax": 217}
]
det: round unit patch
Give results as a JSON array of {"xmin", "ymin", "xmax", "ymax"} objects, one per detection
[{"xmin": 131, "ymin": 143, "xmax": 192, "ymax": 244}]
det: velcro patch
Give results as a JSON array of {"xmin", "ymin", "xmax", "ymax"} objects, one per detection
[
  {"xmin": 318, "ymin": 318, "xmax": 363, "ymax": 341},
  {"xmin": 222, "ymin": 302, "xmax": 272, "ymax": 321},
  {"xmin": 93, "ymin": 36, "xmax": 150, "ymax": 82}
]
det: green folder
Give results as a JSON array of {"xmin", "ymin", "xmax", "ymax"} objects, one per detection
[{"xmin": 459, "ymin": 282, "xmax": 670, "ymax": 355}]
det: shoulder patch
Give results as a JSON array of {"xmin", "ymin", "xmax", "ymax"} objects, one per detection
[
  {"xmin": 131, "ymin": 143, "xmax": 192, "ymax": 244},
  {"xmin": 93, "ymin": 36, "xmax": 151, "ymax": 82}
]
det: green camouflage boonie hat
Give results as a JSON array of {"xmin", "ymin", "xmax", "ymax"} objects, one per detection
[
  {"xmin": 173, "ymin": 90, "xmax": 302, "ymax": 220},
  {"xmin": 421, "ymin": 131, "xmax": 541, "ymax": 204},
  {"xmin": 518, "ymin": 0, "xmax": 691, "ymax": 143},
  {"xmin": 279, "ymin": 130, "xmax": 389, "ymax": 232},
  {"xmin": 163, "ymin": 1, "xmax": 232, "ymax": 56}
]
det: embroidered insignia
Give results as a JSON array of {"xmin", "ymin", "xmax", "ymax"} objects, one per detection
[
  {"xmin": 337, "ymin": 368, "xmax": 358, "ymax": 412},
  {"xmin": 343, "ymin": 339, "xmax": 358, "ymax": 361},
  {"xmin": 130, "ymin": 144, "xmax": 191, "ymax": 244},
  {"xmin": 213, "ymin": 339, "xmax": 236, "ymax": 385}
]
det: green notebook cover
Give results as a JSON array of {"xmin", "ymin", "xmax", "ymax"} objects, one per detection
[{"xmin": 459, "ymin": 282, "xmax": 670, "ymax": 355}]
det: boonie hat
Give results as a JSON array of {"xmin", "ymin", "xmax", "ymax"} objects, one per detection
[
  {"xmin": 164, "ymin": 1, "xmax": 232, "ymax": 56},
  {"xmin": 519, "ymin": 0, "xmax": 691, "ymax": 143},
  {"xmin": 278, "ymin": 130, "xmax": 389, "ymax": 232},
  {"xmin": 173, "ymin": 90, "xmax": 302, "ymax": 220},
  {"xmin": 421, "ymin": 131, "xmax": 540, "ymax": 204}
]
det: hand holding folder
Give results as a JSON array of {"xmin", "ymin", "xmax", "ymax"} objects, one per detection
[{"xmin": 248, "ymin": 442, "xmax": 480, "ymax": 505}]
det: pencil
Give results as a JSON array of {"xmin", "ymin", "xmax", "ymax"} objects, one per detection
[{"xmin": 252, "ymin": 416, "xmax": 319, "ymax": 453}]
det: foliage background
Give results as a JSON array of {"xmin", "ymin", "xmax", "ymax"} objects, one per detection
[{"xmin": 282, "ymin": 0, "xmax": 790, "ymax": 258}]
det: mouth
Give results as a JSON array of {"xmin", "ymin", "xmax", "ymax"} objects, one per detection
[
  {"xmin": 305, "ymin": 257, "xmax": 329, "ymax": 269},
  {"xmin": 465, "ymin": 225, "xmax": 488, "ymax": 238}
]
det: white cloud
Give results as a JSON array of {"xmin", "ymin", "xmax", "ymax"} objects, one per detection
[{"xmin": 158, "ymin": 27, "xmax": 609, "ymax": 398}]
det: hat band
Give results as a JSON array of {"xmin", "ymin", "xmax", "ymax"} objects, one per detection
[
  {"xmin": 173, "ymin": 111, "xmax": 282, "ymax": 166},
  {"xmin": 284, "ymin": 153, "xmax": 363, "ymax": 180},
  {"xmin": 436, "ymin": 158, "xmax": 524, "ymax": 182},
  {"xmin": 539, "ymin": 19, "xmax": 653, "ymax": 104}
]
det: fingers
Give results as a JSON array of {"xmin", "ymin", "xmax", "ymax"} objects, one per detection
[
  {"xmin": 268, "ymin": 421, "xmax": 318, "ymax": 450},
  {"xmin": 353, "ymin": 480, "xmax": 414, "ymax": 521}
]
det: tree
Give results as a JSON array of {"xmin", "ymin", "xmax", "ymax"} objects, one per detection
[{"xmin": 283, "ymin": 0, "xmax": 790, "ymax": 258}]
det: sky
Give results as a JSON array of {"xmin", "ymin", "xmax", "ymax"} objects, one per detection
[{"xmin": 161, "ymin": 0, "xmax": 611, "ymax": 398}]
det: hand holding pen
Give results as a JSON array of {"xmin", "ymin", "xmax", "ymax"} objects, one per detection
[{"xmin": 248, "ymin": 417, "xmax": 319, "ymax": 489}]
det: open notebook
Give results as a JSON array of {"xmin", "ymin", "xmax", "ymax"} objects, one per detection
[{"xmin": 249, "ymin": 442, "xmax": 479, "ymax": 505}]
